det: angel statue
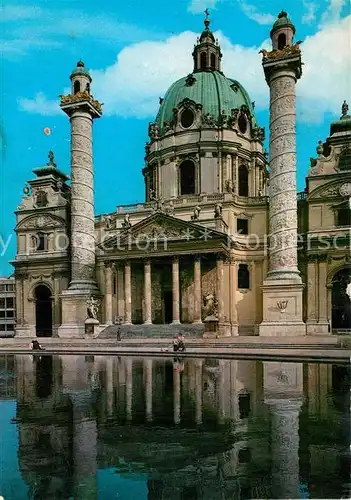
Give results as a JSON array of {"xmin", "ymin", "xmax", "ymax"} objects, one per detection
[
  {"xmin": 203, "ymin": 292, "xmax": 218, "ymax": 317},
  {"xmin": 86, "ymin": 297, "xmax": 100, "ymax": 320}
]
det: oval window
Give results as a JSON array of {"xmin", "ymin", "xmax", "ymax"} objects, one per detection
[
  {"xmin": 238, "ymin": 113, "xmax": 247, "ymax": 134},
  {"xmin": 181, "ymin": 109, "xmax": 195, "ymax": 128}
]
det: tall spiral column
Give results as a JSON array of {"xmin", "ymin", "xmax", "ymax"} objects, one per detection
[
  {"xmin": 267, "ymin": 69, "xmax": 301, "ymax": 282},
  {"xmin": 58, "ymin": 60, "xmax": 102, "ymax": 337},
  {"xmin": 69, "ymin": 110, "xmax": 98, "ymax": 290},
  {"xmin": 259, "ymin": 12, "xmax": 306, "ymax": 336}
]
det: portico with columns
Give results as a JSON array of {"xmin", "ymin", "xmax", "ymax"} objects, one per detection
[{"xmin": 98, "ymin": 212, "xmax": 237, "ymax": 335}]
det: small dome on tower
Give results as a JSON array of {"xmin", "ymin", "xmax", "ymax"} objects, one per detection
[
  {"xmin": 271, "ymin": 10, "xmax": 296, "ymax": 36},
  {"xmin": 199, "ymin": 13, "xmax": 215, "ymax": 43},
  {"xmin": 70, "ymin": 60, "xmax": 92, "ymax": 81}
]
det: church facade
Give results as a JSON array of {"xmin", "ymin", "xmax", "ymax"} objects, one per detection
[{"xmin": 12, "ymin": 11, "xmax": 351, "ymax": 338}]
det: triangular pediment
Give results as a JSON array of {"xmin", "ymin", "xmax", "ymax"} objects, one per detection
[{"xmin": 100, "ymin": 213, "xmax": 229, "ymax": 254}]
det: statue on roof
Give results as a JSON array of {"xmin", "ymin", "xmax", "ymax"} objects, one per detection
[
  {"xmin": 47, "ymin": 150, "xmax": 56, "ymax": 167},
  {"xmin": 204, "ymin": 8, "xmax": 210, "ymax": 18},
  {"xmin": 341, "ymin": 100, "xmax": 349, "ymax": 118}
]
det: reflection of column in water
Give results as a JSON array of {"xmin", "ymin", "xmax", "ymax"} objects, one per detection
[
  {"xmin": 144, "ymin": 359, "xmax": 153, "ymax": 422},
  {"xmin": 125, "ymin": 357, "xmax": 133, "ymax": 421},
  {"xmin": 173, "ymin": 364, "xmax": 181, "ymax": 424},
  {"xmin": 218, "ymin": 360, "xmax": 225, "ymax": 424},
  {"xmin": 71, "ymin": 392, "xmax": 98, "ymax": 500},
  {"xmin": 266, "ymin": 399, "xmax": 302, "ymax": 499},
  {"xmin": 105, "ymin": 358, "xmax": 114, "ymax": 416},
  {"xmin": 195, "ymin": 359, "xmax": 203, "ymax": 425}
]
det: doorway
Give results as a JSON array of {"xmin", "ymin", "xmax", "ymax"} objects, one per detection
[
  {"xmin": 163, "ymin": 290, "xmax": 173, "ymax": 324},
  {"xmin": 332, "ymin": 268, "xmax": 351, "ymax": 330},
  {"xmin": 35, "ymin": 285, "xmax": 53, "ymax": 337}
]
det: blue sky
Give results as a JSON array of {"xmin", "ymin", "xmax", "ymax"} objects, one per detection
[{"xmin": 0, "ymin": 0, "xmax": 350, "ymax": 275}]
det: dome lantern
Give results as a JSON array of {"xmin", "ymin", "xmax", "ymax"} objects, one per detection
[
  {"xmin": 192, "ymin": 9, "xmax": 222, "ymax": 72},
  {"xmin": 70, "ymin": 59, "xmax": 92, "ymax": 95},
  {"xmin": 270, "ymin": 10, "xmax": 296, "ymax": 50}
]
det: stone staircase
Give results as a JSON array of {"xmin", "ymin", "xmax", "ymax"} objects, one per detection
[{"xmin": 99, "ymin": 323, "xmax": 205, "ymax": 339}]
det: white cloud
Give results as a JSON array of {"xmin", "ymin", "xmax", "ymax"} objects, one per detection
[
  {"xmin": 298, "ymin": 15, "xmax": 351, "ymax": 121},
  {"xmin": 18, "ymin": 92, "xmax": 61, "ymax": 116},
  {"xmin": 320, "ymin": 0, "xmax": 347, "ymax": 26},
  {"xmin": 302, "ymin": 1, "xmax": 318, "ymax": 24},
  {"xmin": 18, "ymin": 15, "xmax": 351, "ymax": 125},
  {"xmin": 238, "ymin": 1, "xmax": 275, "ymax": 25},
  {"xmin": 188, "ymin": 0, "xmax": 218, "ymax": 14}
]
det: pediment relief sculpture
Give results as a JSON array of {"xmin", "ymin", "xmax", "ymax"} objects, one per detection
[
  {"xmin": 17, "ymin": 214, "xmax": 65, "ymax": 230},
  {"xmin": 309, "ymin": 183, "xmax": 346, "ymax": 199}
]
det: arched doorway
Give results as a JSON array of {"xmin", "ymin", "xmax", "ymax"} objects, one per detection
[
  {"xmin": 331, "ymin": 268, "xmax": 351, "ymax": 330},
  {"xmin": 35, "ymin": 285, "xmax": 53, "ymax": 337}
]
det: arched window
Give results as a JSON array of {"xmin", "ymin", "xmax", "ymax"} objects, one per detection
[
  {"xmin": 180, "ymin": 160, "xmax": 196, "ymax": 195},
  {"xmin": 238, "ymin": 166, "xmax": 249, "ymax": 197},
  {"xmin": 238, "ymin": 263, "xmax": 250, "ymax": 289},
  {"xmin": 85, "ymin": 82, "xmax": 90, "ymax": 94},
  {"xmin": 210, "ymin": 53, "xmax": 216, "ymax": 70},
  {"xmin": 278, "ymin": 33, "xmax": 287, "ymax": 50},
  {"xmin": 73, "ymin": 80, "xmax": 80, "ymax": 94},
  {"xmin": 32, "ymin": 232, "xmax": 48, "ymax": 252},
  {"xmin": 200, "ymin": 52, "xmax": 207, "ymax": 70}
]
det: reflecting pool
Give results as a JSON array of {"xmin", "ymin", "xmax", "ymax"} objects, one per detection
[{"xmin": 0, "ymin": 355, "xmax": 350, "ymax": 499}]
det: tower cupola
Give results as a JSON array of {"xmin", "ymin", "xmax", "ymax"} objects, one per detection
[
  {"xmin": 192, "ymin": 9, "xmax": 222, "ymax": 72},
  {"xmin": 270, "ymin": 10, "xmax": 296, "ymax": 50},
  {"xmin": 70, "ymin": 60, "xmax": 92, "ymax": 95}
]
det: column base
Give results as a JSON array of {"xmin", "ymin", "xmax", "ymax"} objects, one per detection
[
  {"xmin": 15, "ymin": 325, "xmax": 34, "ymax": 337},
  {"xmin": 192, "ymin": 319, "xmax": 203, "ymax": 325},
  {"xmin": 259, "ymin": 280, "xmax": 306, "ymax": 337},
  {"xmin": 231, "ymin": 323, "xmax": 239, "ymax": 336},
  {"xmin": 143, "ymin": 320, "xmax": 153, "ymax": 325},
  {"xmin": 171, "ymin": 320, "xmax": 181, "ymax": 325},
  {"xmin": 306, "ymin": 320, "xmax": 330, "ymax": 335},
  {"xmin": 58, "ymin": 289, "xmax": 101, "ymax": 338}
]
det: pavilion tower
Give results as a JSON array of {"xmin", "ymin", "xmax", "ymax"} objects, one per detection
[
  {"xmin": 58, "ymin": 61, "xmax": 103, "ymax": 337},
  {"xmin": 259, "ymin": 11, "xmax": 306, "ymax": 336}
]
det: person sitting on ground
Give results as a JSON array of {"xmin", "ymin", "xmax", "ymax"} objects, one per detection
[
  {"xmin": 173, "ymin": 334, "xmax": 185, "ymax": 352},
  {"xmin": 30, "ymin": 339, "xmax": 44, "ymax": 351}
]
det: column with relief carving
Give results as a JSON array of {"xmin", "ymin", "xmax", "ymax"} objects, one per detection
[
  {"xmin": 216, "ymin": 255, "xmax": 224, "ymax": 323},
  {"xmin": 193, "ymin": 255, "xmax": 202, "ymax": 323},
  {"xmin": 266, "ymin": 399, "xmax": 302, "ymax": 499},
  {"xmin": 306, "ymin": 255, "xmax": 318, "ymax": 333},
  {"xmin": 259, "ymin": 12, "xmax": 305, "ymax": 336},
  {"xmin": 172, "ymin": 256, "xmax": 180, "ymax": 324},
  {"xmin": 124, "ymin": 261, "xmax": 132, "ymax": 325},
  {"xmin": 104, "ymin": 261, "xmax": 113, "ymax": 325}
]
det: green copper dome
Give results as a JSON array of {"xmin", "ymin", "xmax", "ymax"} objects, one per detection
[
  {"xmin": 155, "ymin": 71, "xmax": 257, "ymax": 134},
  {"xmin": 271, "ymin": 10, "xmax": 296, "ymax": 35}
]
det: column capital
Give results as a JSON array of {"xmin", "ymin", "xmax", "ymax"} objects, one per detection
[
  {"xmin": 194, "ymin": 253, "xmax": 202, "ymax": 262},
  {"xmin": 172, "ymin": 255, "xmax": 179, "ymax": 263},
  {"xmin": 104, "ymin": 260, "xmax": 113, "ymax": 269}
]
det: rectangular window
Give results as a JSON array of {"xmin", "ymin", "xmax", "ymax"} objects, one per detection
[
  {"xmin": 6, "ymin": 298, "xmax": 14, "ymax": 309},
  {"xmin": 237, "ymin": 218, "xmax": 249, "ymax": 235},
  {"xmin": 0, "ymin": 324, "xmax": 5, "ymax": 331},
  {"xmin": 6, "ymin": 324, "xmax": 14, "ymax": 331},
  {"xmin": 337, "ymin": 209, "xmax": 351, "ymax": 227},
  {"xmin": 6, "ymin": 284, "xmax": 15, "ymax": 291},
  {"xmin": 0, "ymin": 285, "xmax": 5, "ymax": 292},
  {"xmin": 0, "ymin": 298, "xmax": 5, "ymax": 309},
  {"xmin": 6, "ymin": 310, "xmax": 14, "ymax": 318},
  {"xmin": 0, "ymin": 311, "xmax": 5, "ymax": 318}
]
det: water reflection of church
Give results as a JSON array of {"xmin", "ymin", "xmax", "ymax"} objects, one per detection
[{"xmin": 3, "ymin": 355, "xmax": 349, "ymax": 499}]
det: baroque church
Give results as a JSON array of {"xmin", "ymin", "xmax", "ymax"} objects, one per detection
[{"xmin": 12, "ymin": 11, "xmax": 351, "ymax": 338}]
